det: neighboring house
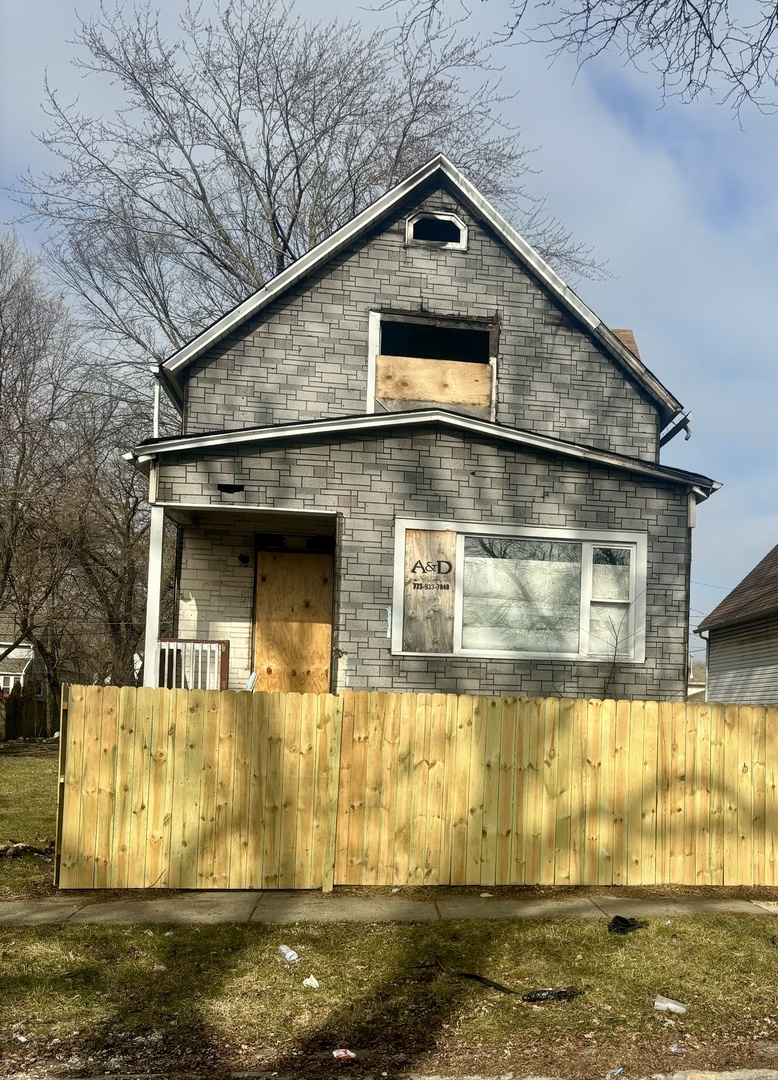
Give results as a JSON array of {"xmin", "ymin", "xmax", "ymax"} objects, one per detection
[
  {"xmin": 696, "ymin": 542, "xmax": 778, "ymax": 704},
  {"xmin": 0, "ymin": 618, "xmax": 35, "ymax": 697},
  {"xmin": 129, "ymin": 155, "xmax": 718, "ymax": 700}
]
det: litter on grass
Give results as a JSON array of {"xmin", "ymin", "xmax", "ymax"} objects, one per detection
[
  {"xmin": 303, "ymin": 976, "xmax": 320, "ymax": 989},
  {"xmin": 433, "ymin": 955, "xmax": 517, "ymax": 994},
  {"xmin": 458, "ymin": 971, "xmax": 518, "ymax": 993},
  {"xmin": 669, "ymin": 1044, "xmax": 688, "ymax": 1054},
  {"xmin": 654, "ymin": 994, "xmax": 687, "ymax": 1015},
  {"xmin": 608, "ymin": 915, "xmax": 648, "ymax": 934},
  {"xmin": 332, "ymin": 1049, "xmax": 356, "ymax": 1060},
  {"xmin": 277, "ymin": 945, "xmax": 299, "ymax": 962},
  {"xmin": 521, "ymin": 986, "xmax": 582, "ymax": 1003}
]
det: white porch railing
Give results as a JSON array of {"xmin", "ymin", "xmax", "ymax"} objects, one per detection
[{"xmin": 157, "ymin": 639, "xmax": 230, "ymax": 691}]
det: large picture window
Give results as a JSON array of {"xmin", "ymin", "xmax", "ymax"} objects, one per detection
[{"xmin": 392, "ymin": 520, "xmax": 647, "ymax": 662}]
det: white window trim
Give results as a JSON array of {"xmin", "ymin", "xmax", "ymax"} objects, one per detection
[
  {"xmin": 391, "ymin": 518, "xmax": 647, "ymax": 663},
  {"xmin": 366, "ymin": 311, "xmax": 497, "ymax": 419},
  {"xmin": 405, "ymin": 211, "xmax": 468, "ymax": 251}
]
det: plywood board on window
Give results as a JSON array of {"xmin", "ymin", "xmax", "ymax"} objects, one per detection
[
  {"xmin": 376, "ymin": 354, "xmax": 492, "ymax": 407},
  {"xmin": 402, "ymin": 530, "xmax": 456, "ymax": 653}
]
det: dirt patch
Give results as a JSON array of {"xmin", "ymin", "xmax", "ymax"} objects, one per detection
[{"xmin": 0, "ymin": 737, "xmax": 59, "ymax": 758}]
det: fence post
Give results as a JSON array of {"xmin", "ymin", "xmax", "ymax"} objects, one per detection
[
  {"xmin": 321, "ymin": 693, "xmax": 344, "ymax": 893},
  {"xmin": 54, "ymin": 685, "xmax": 70, "ymax": 887}
]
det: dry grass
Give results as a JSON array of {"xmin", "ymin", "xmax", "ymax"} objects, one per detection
[
  {"xmin": 2, "ymin": 916, "xmax": 778, "ymax": 1077},
  {"xmin": 0, "ymin": 744, "xmax": 58, "ymax": 897}
]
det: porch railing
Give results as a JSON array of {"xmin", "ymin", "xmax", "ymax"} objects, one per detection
[{"xmin": 157, "ymin": 639, "xmax": 230, "ymax": 691}]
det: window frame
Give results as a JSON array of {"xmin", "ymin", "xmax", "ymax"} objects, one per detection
[
  {"xmin": 366, "ymin": 310, "xmax": 498, "ymax": 418},
  {"xmin": 405, "ymin": 211, "xmax": 468, "ymax": 251},
  {"xmin": 391, "ymin": 518, "xmax": 647, "ymax": 663}
]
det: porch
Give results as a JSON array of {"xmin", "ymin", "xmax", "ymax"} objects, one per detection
[{"xmin": 144, "ymin": 503, "xmax": 338, "ymax": 693}]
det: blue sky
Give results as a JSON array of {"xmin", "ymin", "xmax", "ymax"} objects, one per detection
[{"xmin": 1, "ymin": 0, "xmax": 776, "ymax": 652}]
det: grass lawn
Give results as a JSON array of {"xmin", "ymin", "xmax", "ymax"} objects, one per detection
[
  {"xmin": 0, "ymin": 742, "xmax": 59, "ymax": 898},
  {"xmin": 3, "ymin": 916, "xmax": 778, "ymax": 1078}
]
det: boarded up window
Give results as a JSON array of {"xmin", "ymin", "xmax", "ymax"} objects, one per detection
[
  {"xmin": 402, "ymin": 530, "xmax": 456, "ymax": 652},
  {"xmin": 375, "ymin": 318, "xmax": 495, "ymax": 421}
]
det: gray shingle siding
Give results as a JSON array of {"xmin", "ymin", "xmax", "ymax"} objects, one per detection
[
  {"xmin": 161, "ymin": 427, "xmax": 690, "ymax": 699},
  {"xmin": 182, "ymin": 188, "xmax": 661, "ymax": 461}
]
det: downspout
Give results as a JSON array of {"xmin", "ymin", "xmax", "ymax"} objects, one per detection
[{"xmin": 151, "ymin": 364, "xmax": 162, "ymax": 439}]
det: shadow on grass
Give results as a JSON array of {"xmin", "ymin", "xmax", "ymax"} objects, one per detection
[{"xmin": 0, "ymin": 917, "xmax": 552, "ymax": 1077}]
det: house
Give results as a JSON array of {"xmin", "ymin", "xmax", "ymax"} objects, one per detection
[
  {"xmin": 129, "ymin": 155, "xmax": 718, "ymax": 701},
  {"xmin": 0, "ymin": 618, "xmax": 35, "ymax": 698},
  {"xmin": 695, "ymin": 541, "xmax": 778, "ymax": 703}
]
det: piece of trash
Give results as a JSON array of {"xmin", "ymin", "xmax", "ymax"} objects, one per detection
[
  {"xmin": 669, "ymin": 1044, "xmax": 688, "ymax": 1055},
  {"xmin": 303, "ymin": 976, "xmax": 320, "ymax": 989},
  {"xmin": 480, "ymin": 892, "xmax": 493, "ymax": 898},
  {"xmin": 332, "ymin": 1049, "xmax": 356, "ymax": 1060},
  {"xmin": 163, "ymin": 931, "xmax": 174, "ymax": 937},
  {"xmin": 15, "ymin": 1035, "xmax": 28, "ymax": 1043},
  {"xmin": 433, "ymin": 955, "xmax": 518, "ymax": 994},
  {"xmin": 663, "ymin": 920, "xmax": 673, "ymax": 926},
  {"xmin": 522, "ymin": 986, "xmax": 582, "ymax": 1002},
  {"xmin": 277, "ymin": 945, "xmax": 300, "ymax": 962},
  {"xmin": 458, "ymin": 972, "xmax": 518, "ymax": 994},
  {"xmin": 654, "ymin": 994, "xmax": 687, "ymax": 1015},
  {"xmin": 152, "ymin": 963, "xmax": 167, "ymax": 972},
  {"xmin": 610, "ymin": 1069, "xmax": 624, "ymax": 1077},
  {"xmin": 608, "ymin": 915, "xmax": 648, "ymax": 934},
  {"xmin": 391, "ymin": 887, "xmax": 400, "ymax": 894}
]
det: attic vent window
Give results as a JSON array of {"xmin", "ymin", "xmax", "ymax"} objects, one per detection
[{"xmin": 406, "ymin": 212, "xmax": 467, "ymax": 251}]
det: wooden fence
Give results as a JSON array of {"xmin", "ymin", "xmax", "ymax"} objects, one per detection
[{"xmin": 56, "ymin": 686, "xmax": 778, "ymax": 890}]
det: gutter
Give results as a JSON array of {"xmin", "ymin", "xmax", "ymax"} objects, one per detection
[{"xmin": 126, "ymin": 410, "xmax": 720, "ymax": 498}]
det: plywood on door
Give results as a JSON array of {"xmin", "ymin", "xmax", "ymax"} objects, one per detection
[{"xmin": 254, "ymin": 551, "xmax": 333, "ymax": 693}]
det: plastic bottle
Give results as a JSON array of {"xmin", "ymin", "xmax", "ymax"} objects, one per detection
[{"xmin": 277, "ymin": 944, "xmax": 300, "ymax": 962}]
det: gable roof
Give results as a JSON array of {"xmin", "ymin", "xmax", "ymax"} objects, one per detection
[
  {"xmin": 157, "ymin": 155, "xmax": 683, "ymax": 426},
  {"xmin": 129, "ymin": 409, "xmax": 718, "ymax": 498},
  {"xmin": 697, "ymin": 541, "xmax": 778, "ymax": 632}
]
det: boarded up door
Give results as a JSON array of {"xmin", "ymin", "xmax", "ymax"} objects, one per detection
[{"xmin": 254, "ymin": 551, "xmax": 333, "ymax": 692}]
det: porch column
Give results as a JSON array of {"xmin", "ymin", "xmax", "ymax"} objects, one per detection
[{"xmin": 143, "ymin": 504, "xmax": 165, "ymax": 688}]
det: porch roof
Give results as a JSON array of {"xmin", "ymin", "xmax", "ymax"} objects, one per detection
[{"xmin": 129, "ymin": 409, "xmax": 720, "ymax": 500}]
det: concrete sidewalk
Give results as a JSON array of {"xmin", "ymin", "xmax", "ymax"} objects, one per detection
[{"xmin": 1, "ymin": 891, "xmax": 776, "ymax": 926}]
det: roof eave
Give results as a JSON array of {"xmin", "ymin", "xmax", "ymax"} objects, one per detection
[
  {"xmin": 158, "ymin": 154, "xmax": 684, "ymax": 423},
  {"xmin": 129, "ymin": 410, "xmax": 719, "ymax": 493}
]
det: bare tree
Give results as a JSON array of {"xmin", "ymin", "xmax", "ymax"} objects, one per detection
[
  {"xmin": 0, "ymin": 231, "xmax": 160, "ymax": 707},
  {"xmin": 0, "ymin": 232, "xmax": 81, "ymax": 679},
  {"xmin": 19, "ymin": 0, "xmax": 600, "ymax": 368},
  {"xmin": 401, "ymin": 0, "xmax": 778, "ymax": 107}
]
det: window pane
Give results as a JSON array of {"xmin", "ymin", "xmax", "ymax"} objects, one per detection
[
  {"xmin": 592, "ymin": 547, "xmax": 631, "ymax": 601},
  {"xmin": 589, "ymin": 602, "xmax": 631, "ymax": 657},
  {"xmin": 462, "ymin": 538, "xmax": 581, "ymax": 652}
]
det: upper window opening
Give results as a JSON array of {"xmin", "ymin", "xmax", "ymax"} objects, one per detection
[
  {"xmin": 405, "ymin": 212, "xmax": 467, "ymax": 250},
  {"xmin": 413, "ymin": 216, "xmax": 462, "ymax": 243},
  {"xmin": 381, "ymin": 320, "xmax": 490, "ymax": 364}
]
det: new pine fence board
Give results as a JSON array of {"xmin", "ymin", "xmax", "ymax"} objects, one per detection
[{"xmin": 57, "ymin": 687, "xmax": 778, "ymax": 891}]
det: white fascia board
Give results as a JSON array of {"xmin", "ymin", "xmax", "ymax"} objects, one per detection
[
  {"xmin": 163, "ymin": 155, "xmax": 450, "ymax": 378},
  {"xmin": 438, "ymin": 159, "xmax": 682, "ymax": 420},
  {"xmin": 153, "ymin": 500, "xmax": 337, "ymax": 516},
  {"xmin": 438, "ymin": 160, "xmax": 599, "ymax": 332},
  {"xmin": 159, "ymin": 152, "xmax": 681, "ymax": 421},
  {"xmin": 134, "ymin": 410, "xmax": 718, "ymax": 494}
]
